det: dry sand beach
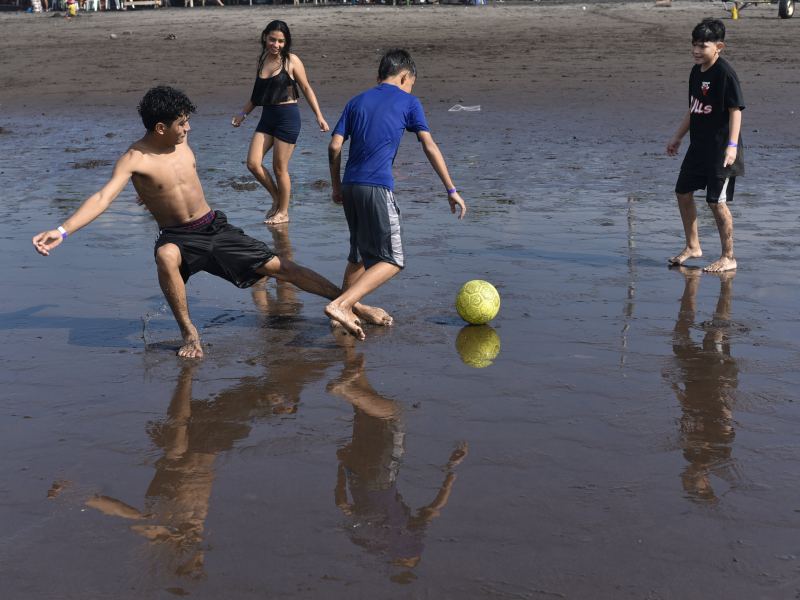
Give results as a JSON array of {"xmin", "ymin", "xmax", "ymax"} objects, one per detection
[{"xmin": 2, "ymin": 2, "xmax": 800, "ymax": 599}]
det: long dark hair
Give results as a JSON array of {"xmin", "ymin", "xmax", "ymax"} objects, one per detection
[{"xmin": 258, "ymin": 20, "xmax": 292, "ymax": 74}]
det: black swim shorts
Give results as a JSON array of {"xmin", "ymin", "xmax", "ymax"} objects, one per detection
[
  {"xmin": 676, "ymin": 171, "xmax": 736, "ymax": 204},
  {"xmin": 255, "ymin": 103, "xmax": 301, "ymax": 145},
  {"xmin": 342, "ymin": 184, "xmax": 404, "ymax": 270},
  {"xmin": 154, "ymin": 210, "xmax": 275, "ymax": 288}
]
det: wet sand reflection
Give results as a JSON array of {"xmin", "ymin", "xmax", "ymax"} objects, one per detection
[
  {"xmin": 250, "ymin": 224, "xmax": 300, "ymax": 320},
  {"xmin": 328, "ymin": 329, "xmax": 467, "ymax": 582},
  {"xmin": 667, "ymin": 268, "xmax": 739, "ymax": 504},
  {"xmin": 85, "ymin": 225, "xmax": 342, "ymax": 578}
]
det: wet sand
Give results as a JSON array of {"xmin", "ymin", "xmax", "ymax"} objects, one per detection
[{"xmin": 2, "ymin": 2, "xmax": 800, "ymax": 599}]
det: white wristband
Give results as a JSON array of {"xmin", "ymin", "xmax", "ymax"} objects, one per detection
[{"xmin": 57, "ymin": 226, "xmax": 68, "ymax": 239}]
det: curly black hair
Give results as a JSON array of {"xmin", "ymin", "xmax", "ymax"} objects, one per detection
[{"xmin": 137, "ymin": 86, "xmax": 197, "ymax": 131}]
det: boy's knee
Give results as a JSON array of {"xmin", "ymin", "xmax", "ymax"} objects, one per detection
[
  {"xmin": 156, "ymin": 244, "xmax": 182, "ymax": 270},
  {"xmin": 259, "ymin": 255, "xmax": 290, "ymax": 278},
  {"xmin": 676, "ymin": 192, "xmax": 693, "ymax": 202}
]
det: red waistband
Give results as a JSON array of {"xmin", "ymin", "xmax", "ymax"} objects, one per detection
[{"xmin": 169, "ymin": 210, "xmax": 216, "ymax": 230}]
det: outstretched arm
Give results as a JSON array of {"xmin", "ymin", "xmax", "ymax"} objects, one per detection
[
  {"xmin": 329, "ymin": 134, "xmax": 344, "ymax": 205},
  {"xmin": 412, "ymin": 442, "xmax": 469, "ymax": 525},
  {"xmin": 32, "ymin": 151, "xmax": 135, "ymax": 256},
  {"xmin": 291, "ymin": 55, "xmax": 329, "ymax": 132},
  {"xmin": 667, "ymin": 110, "xmax": 690, "ymax": 156},
  {"xmin": 417, "ymin": 131, "xmax": 466, "ymax": 219}
]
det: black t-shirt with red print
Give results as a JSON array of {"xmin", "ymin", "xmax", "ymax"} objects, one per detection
[{"xmin": 681, "ymin": 57, "xmax": 745, "ymax": 178}]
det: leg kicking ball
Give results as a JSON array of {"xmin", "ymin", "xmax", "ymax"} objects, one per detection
[{"xmin": 456, "ymin": 280, "xmax": 500, "ymax": 325}]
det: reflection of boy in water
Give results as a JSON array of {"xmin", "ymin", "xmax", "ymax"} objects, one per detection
[
  {"xmin": 85, "ymin": 333, "xmax": 341, "ymax": 578},
  {"xmin": 668, "ymin": 268, "xmax": 739, "ymax": 503},
  {"xmin": 32, "ymin": 86, "xmax": 390, "ymax": 358},
  {"xmin": 328, "ymin": 335, "xmax": 467, "ymax": 574}
]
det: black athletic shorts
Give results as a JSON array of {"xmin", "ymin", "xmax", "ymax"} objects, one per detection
[
  {"xmin": 154, "ymin": 210, "xmax": 275, "ymax": 288},
  {"xmin": 255, "ymin": 103, "xmax": 301, "ymax": 144},
  {"xmin": 342, "ymin": 184, "xmax": 405, "ymax": 270},
  {"xmin": 675, "ymin": 171, "xmax": 736, "ymax": 204}
]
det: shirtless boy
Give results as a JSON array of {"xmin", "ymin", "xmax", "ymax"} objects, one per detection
[
  {"xmin": 325, "ymin": 50, "xmax": 466, "ymax": 336},
  {"xmin": 666, "ymin": 18, "xmax": 744, "ymax": 273},
  {"xmin": 32, "ymin": 86, "xmax": 388, "ymax": 358}
]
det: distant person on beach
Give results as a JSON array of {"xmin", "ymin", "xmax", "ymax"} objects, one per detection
[
  {"xmin": 232, "ymin": 20, "xmax": 329, "ymax": 225},
  {"xmin": 32, "ymin": 86, "xmax": 390, "ymax": 358},
  {"xmin": 326, "ymin": 49, "xmax": 466, "ymax": 337},
  {"xmin": 666, "ymin": 18, "xmax": 744, "ymax": 273}
]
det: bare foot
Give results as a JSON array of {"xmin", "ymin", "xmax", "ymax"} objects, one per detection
[
  {"xmin": 325, "ymin": 353, "xmax": 365, "ymax": 396},
  {"xmin": 264, "ymin": 212, "xmax": 289, "ymax": 225},
  {"xmin": 325, "ymin": 302, "xmax": 365, "ymax": 340},
  {"xmin": 177, "ymin": 328, "xmax": 204, "ymax": 359},
  {"xmin": 668, "ymin": 246, "xmax": 702, "ymax": 266},
  {"xmin": 264, "ymin": 202, "xmax": 279, "ymax": 220},
  {"xmin": 354, "ymin": 304, "xmax": 393, "ymax": 326},
  {"xmin": 703, "ymin": 256, "xmax": 737, "ymax": 273},
  {"xmin": 130, "ymin": 524, "xmax": 174, "ymax": 542}
]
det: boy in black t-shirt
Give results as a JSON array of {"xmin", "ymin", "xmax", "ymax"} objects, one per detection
[{"xmin": 667, "ymin": 18, "xmax": 744, "ymax": 273}]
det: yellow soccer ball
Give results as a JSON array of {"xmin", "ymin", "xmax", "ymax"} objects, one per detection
[
  {"xmin": 455, "ymin": 280, "xmax": 500, "ymax": 325},
  {"xmin": 455, "ymin": 325, "xmax": 501, "ymax": 368}
]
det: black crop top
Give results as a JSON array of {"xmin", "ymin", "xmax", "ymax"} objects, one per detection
[{"xmin": 250, "ymin": 68, "xmax": 300, "ymax": 106}]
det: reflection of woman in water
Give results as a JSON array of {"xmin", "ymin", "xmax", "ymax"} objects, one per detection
[
  {"xmin": 250, "ymin": 223, "xmax": 300, "ymax": 319},
  {"xmin": 668, "ymin": 268, "xmax": 739, "ymax": 503},
  {"xmin": 231, "ymin": 20, "xmax": 329, "ymax": 225},
  {"xmin": 327, "ymin": 334, "xmax": 467, "ymax": 578}
]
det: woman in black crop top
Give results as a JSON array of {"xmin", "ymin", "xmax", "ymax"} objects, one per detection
[{"xmin": 232, "ymin": 20, "xmax": 329, "ymax": 225}]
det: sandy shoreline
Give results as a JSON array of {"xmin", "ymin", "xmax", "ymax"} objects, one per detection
[{"xmin": 0, "ymin": 2, "xmax": 796, "ymax": 134}]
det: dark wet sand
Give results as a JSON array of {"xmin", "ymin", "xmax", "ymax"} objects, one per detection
[{"xmin": 2, "ymin": 3, "xmax": 800, "ymax": 599}]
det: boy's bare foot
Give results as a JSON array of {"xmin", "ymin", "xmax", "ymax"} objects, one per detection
[
  {"xmin": 130, "ymin": 524, "xmax": 174, "ymax": 541},
  {"xmin": 354, "ymin": 304, "xmax": 393, "ymax": 326},
  {"xmin": 264, "ymin": 204, "xmax": 279, "ymax": 220},
  {"xmin": 325, "ymin": 303, "xmax": 365, "ymax": 340},
  {"xmin": 668, "ymin": 246, "xmax": 702, "ymax": 266},
  {"xmin": 264, "ymin": 212, "xmax": 289, "ymax": 225},
  {"xmin": 177, "ymin": 327, "xmax": 203, "ymax": 358},
  {"xmin": 325, "ymin": 353, "xmax": 365, "ymax": 396},
  {"xmin": 703, "ymin": 256, "xmax": 737, "ymax": 273}
]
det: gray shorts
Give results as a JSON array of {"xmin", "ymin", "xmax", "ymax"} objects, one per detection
[{"xmin": 342, "ymin": 184, "xmax": 404, "ymax": 269}]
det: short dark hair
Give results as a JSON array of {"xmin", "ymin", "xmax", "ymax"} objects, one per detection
[
  {"xmin": 137, "ymin": 86, "xmax": 197, "ymax": 131},
  {"xmin": 692, "ymin": 18, "xmax": 725, "ymax": 44},
  {"xmin": 378, "ymin": 49, "xmax": 416, "ymax": 81}
]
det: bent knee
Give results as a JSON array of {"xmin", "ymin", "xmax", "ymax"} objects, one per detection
[
  {"xmin": 156, "ymin": 243, "xmax": 182, "ymax": 269},
  {"xmin": 259, "ymin": 256, "xmax": 294, "ymax": 279},
  {"xmin": 246, "ymin": 159, "xmax": 263, "ymax": 174}
]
